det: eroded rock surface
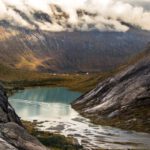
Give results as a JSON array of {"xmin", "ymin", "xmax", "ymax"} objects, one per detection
[
  {"xmin": 0, "ymin": 85, "xmax": 47, "ymax": 150},
  {"xmin": 72, "ymin": 46, "xmax": 150, "ymax": 132}
]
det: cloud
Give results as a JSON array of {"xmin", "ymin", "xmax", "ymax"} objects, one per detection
[
  {"xmin": 0, "ymin": 0, "xmax": 150, "ymax": 32},
  {"xmin": 122, "ymin": 0, "xmax": 150, "ymax": 11}
]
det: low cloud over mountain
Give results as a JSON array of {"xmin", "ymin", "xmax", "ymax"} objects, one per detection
[{"xmin": 0, "ymin": 0, "xmax": 150, "ymax": 32}]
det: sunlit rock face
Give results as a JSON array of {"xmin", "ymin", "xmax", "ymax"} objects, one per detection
[
  {"xmin": 0, "ymin": 85, "xmax": 47, "ymax": 150},
  {"xmin": 72, "ymin": 45, "xmax": 150, "ymax": 127}
]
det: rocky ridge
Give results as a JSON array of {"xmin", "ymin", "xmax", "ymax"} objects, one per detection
[
  {"xmin": 0, "ymin": 85, "xmax": 47, "ymax": 150},
  {"xmin": 72, "ymin": 45, "xmax": 150, "ymax": 132}
]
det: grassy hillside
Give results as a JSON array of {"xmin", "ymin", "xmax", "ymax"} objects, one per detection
[
  {"xmin": 0, "ymin": 63, "xmax": 98, "ymax": 92},
  {"xmin": 0, "ymin": 44, "xmax": 149, "ymax": 93},
  {"xmin": 0, "ymin": 63, "xmax": 50, "ymax": 81}
]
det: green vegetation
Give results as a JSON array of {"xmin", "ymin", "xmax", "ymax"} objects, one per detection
[
  {"xmin": 22, "ymin": 120, "xmax": 83, "ymax": 150},
  {"xmin": 0, "ymin": 62, "xmax": 108, "ymax": 93},
  {"xmin": 1, "ymin": 47, "xmax": 150, "ymax": 134},
  {"xmin": 1, "ymin": 48, "xmax": 149, "ymax": 94}
]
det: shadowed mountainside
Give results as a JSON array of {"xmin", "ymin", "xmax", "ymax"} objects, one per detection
[{"xmin": 0, "ymin": 25, "xmax": 150, "ymax": 73}]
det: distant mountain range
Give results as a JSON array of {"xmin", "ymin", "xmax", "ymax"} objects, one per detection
[
  {"xmin": 0, "ymin": 24, "xmax": 150, "ymax": 73},
  {"xmin": 0, "ymin": 2, "xmax": 150, "ymax": 73}
]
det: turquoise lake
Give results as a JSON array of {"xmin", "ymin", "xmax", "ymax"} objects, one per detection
[
  {"xmin": 9, "ymin": 87, "xmax": 150, "ymax": 149},
  {"xmin": 9, "ymin": 87, "xmax": 81, "ymax": 120}
]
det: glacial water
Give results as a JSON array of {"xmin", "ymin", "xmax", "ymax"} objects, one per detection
[{"xmin": 9, "ymin": 87, "xmax": 150, "ymax": 149}]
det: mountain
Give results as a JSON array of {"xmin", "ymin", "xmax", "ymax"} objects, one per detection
[
  {"xmin": 0, "ymin": 85, "xmax": 47, "ymax": 150},
  {"xmin": 72, "ymin": 45, "xmax": 150, "ymax": 132},
  {"xmin": 0, "ymin": 25, "xmax": 150, "ymax": 73},
  {"xmin": 0, "ymin": 1, "xmax": 150, "ymax": 73},
  {"xmin": 0, "ymin": 2, "xmax": 150, "ymax": 73}
]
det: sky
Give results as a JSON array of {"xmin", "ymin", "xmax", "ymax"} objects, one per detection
[
  {"xmin": 123, "ymin": 0, "xmax": 150, "ymax": 10},
  {"xmin": 0, "ymin": 0, "xmax": 150, "ymax": 32}
]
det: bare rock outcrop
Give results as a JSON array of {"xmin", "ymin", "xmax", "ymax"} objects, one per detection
[
  {"xmin": 72, "ymin": 45, "xmax": 150, "ymax": 132},
  {"xmin": 0, "ymin": 85, "xmax": 48, "ymax": 150}
]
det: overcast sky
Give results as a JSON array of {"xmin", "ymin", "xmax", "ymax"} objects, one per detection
[{"xmin": 121, "ymin": 0, "xmax": 150, "ymax": 10}]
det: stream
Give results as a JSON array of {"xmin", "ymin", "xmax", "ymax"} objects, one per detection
[{"xmin": 8, "ymin": 87, "xmax": 150, "ymax": 149}]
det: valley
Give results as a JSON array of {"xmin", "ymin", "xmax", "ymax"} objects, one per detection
[
  {"xmin": 0, "ymin": 0, "xmax": 150, "ymax": 149},
  {"xmin": 0, "ymin": 45, "xmax": 149, "ymax": 149},
  {"xmin": 0, "ymin": 26, "xmax": 150, "ymax": 73},
  {"xmin": 8, "ymin": 87, "xmax": 150, "ymax": 149}
]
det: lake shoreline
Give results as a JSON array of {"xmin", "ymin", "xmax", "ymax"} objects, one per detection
[
  {"xmin": 21, "ymin": 115, "xmax": 150, "ymax": 149},
  {"xmin": 22, "ymin": 120, "xmax": 83, "ymax": 150},
  {"xmin": 7, "ymin": 83, "xmax": 150, "ymax": 134},
  {"xmin": 1, "ymin": 73, "xmax": 101, "ymax": 94},
  {"xmin": 8, "ymin": 86, "xmax": 150, "ymax": 149}
]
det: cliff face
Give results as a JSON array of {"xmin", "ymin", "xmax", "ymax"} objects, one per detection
[
  {"xmin": 72, "ymin": 46, "xmax": 150, "ymax": 132},
  {"xmin": 0, "ymin": 85, "xmax": 47, "ymax": 150}
]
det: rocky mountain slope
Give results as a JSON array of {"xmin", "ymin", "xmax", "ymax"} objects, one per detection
[
  {"xmin": 0, "ymin": 85, "xmax": 47, "ymax": 150},
  {"xmin": 72, "ymin": 45, "xmax": 150, "ymax": 132},
  {"xmin": 0, "ymin": 1, "xmax": 150, "ymax": 73},
  {"xmin": 0, "ymin": 25, "xmax": 150, "ymax": 73}
]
